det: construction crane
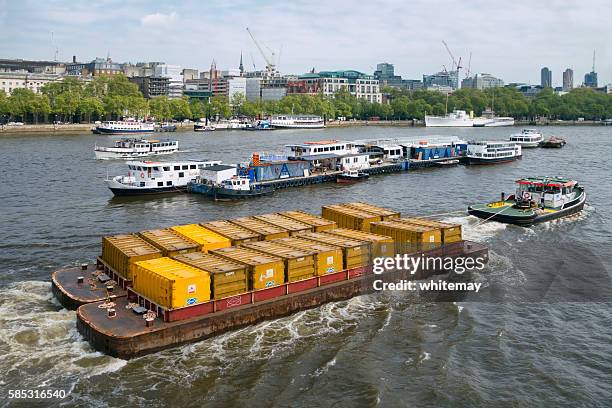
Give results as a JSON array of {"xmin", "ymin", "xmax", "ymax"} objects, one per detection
[
  {"xmin": 246, "ymin": 27, "xmax": 275, "ymax": 73},
  {"xmin": 465, "ymin": 52, "xmax": 472, "ymax": 78},
  {"xmin": 442, "ymin": 40, "xmax": 462, "ymax": 72}
]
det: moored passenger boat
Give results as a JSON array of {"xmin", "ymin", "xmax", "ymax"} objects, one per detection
[
  {"xmin": 468, "ymin": 177, "xmax": 586, "ymax": 225},
  {"xmin": 94, "ymin": 138, "xmax": 179, "ymax": 160},
  {"xmin": 92, "ymin": 121, "xmax": 155, "ymax": 134},
  {"xmin": 509, "ymin": 129, "xmax": 544, "ymax": 148},
  {"xmin": 466, "ymin": 140, "xmax": 522, "ymax": 164},
  {"xmin": 105, "ymin": 160, "xmax": 221, "ymax": 196},
  {"xmin": 270, "ymin": 114, "xmax": 325, "ymax": 129}
]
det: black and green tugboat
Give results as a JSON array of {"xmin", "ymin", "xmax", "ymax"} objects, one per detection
[{"xmin": 468, "ymin": 177, "xmax": 586, "ymax": 226}]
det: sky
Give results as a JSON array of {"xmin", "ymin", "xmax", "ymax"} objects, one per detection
[{"xmin": 1, "ymin": 0, "xmax": 611, "ymax": 86}]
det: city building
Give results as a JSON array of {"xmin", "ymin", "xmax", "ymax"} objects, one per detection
[
  {"xmin": 562, "ymin": 68, "xmax": 573, "ymax": 91},
  {"xmin": 584, "ymin": 71, "xmax": 598, "ymax": 88},
  {"xmin": 401, "ymin": 79, "xmax": 423, "ymax": 90},
  {"xmin": 182, "ymin": 69, "xmax": 199, "ymax": 81},
  {"xmin": 154, "ymin": 64, "xmax": 183, "ymax": 98},
  {"xmin": 66, "ymin": 57, "xmax": 122, "ymax": 77},
  {"xmin": 540, "ymin": 67, "xmax": 552, "ymax": 88},
  {"xmin": 506, "ymin": 83, "xmax": 544, "ymax": 98},
  {"xmin": 373, "ymin": 63, "xmax": 403, "ymax": 88},
  {"xmin": 461, "ymin": 73, "xmax": 504, "ymax": 90},
  {"xmin": 423, "ymin": 70, "xmax": 459, "ymax": 90},
  {"xmin": 0, "ymin": 58, "xmax": 65, "ymax": 74},
  {"xmin": 0, "ymin": 71, "xmax": 61, "ymax": 95},
  {"xmin": 292, "ymin": 70, "xmax": 381, "ymax": 103},
  {"xmin": 128, "ymin": 76, "xmax": 169, "ymax": 98}
]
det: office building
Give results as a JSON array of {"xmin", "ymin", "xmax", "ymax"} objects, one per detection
[
  {"xmin": 0, "ymin": 71, "xmax": 61, "ymax": 95},
  {"xmin": 584, "ymin": 71, "xmax": 598, "ymax": 88},
  {"xmin": 423, "ymin": 70, "xmax": 459, "ymax": 90},
  {"xmin": 154, "ymin": 64, "xmax": 183, "ymax": 98},
  {"xmin": 541, "ymin": 67, "xmax": 552, "ymax": 88},
  {"xmin": 562, "ymin": 68, "xmax": 573, "ymax": 91},
  {"xmin": 128, "ymin": 76, "xmax": 169, "ymax": 98},
  {"xmin": 461, "ymin": 73, "xmax": 504, "ymax": 90}
]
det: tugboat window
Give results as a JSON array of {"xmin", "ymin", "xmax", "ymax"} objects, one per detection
[
  {"xmin": 179, "ymin": 172, "xmax": 184, "ymax": 177},
  {"xmin": 174, "ymin": 166, "xmax": 180, "ymax": 170},
  {"xmin": 190, "ymin": 165, "xmax": 196, "ymax": 169},
  {"xmin": 182, "ymin": 165, "xmax": 188, "ymax": 170}
]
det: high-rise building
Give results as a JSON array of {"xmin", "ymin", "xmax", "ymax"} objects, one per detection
[
  {"xmin": 423, "ymin": 70, "xmax": 459, "ymax": 90},
  {"xmin": 373, "ymin": 63, "xmax": 403, "ymax": 88},
  {"xmin": 562, "ymin": 68, "xmax": 573, "ymax": 91},
  {"xmin": 461, "ymin": 73, "xmax": 504, "ymax": 90},
  {"xmin": 584, "ymin": 71, "xmax": 598, "ymax": 88},
  {"xmin": 154, "ymin": 64, "xmax": 183, "ymax": 98},
  {"xmin": 540, "ymin": 67, "xmax": 552, "ymax": 88}
]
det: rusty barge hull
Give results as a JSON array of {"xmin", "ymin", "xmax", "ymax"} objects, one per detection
[{"xmin": 76, "ymin": 241, "xmax": 487, "ymax": 359}]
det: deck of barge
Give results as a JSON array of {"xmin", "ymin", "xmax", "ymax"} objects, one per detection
[
  {"xmin": 52, "ymin": 264, "xmax": 127, "ymax": 310},
  {"xmin": 76, "ymin": 241, "xmax": 488, "ymax": 358}
]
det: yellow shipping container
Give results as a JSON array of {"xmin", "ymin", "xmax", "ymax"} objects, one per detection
[
  {"xmin": 273, "ymin": 237, "xmax": 343, "ymax": 276},
  {"xmin": 321, "ymin": 204, "xmax": 381, "ymax": 232},
  {"xmin": 341, "ymin": 202, "xmax": 400, "ymax": 220},
  {"xmin": 139, "ymin": 228, "xmax": 200, "ymax": 257},
  {"xmin": 201, "ymin": 220, "xmax": 260, "ymax": 245},
  {"xmin": 395, "ymin": 218, "xmax": 462, "ymax": 243},
  {"xmin": 325, "ymin": 229, "xmax": 395, "ymax": 259},
  {"xmin": 278, "ymin": 210, "xmax": 337, "ymax": 232},
  {"xmin": 210, "ymin": 246, "xmax": 285, "ymax": 290},
  {"xmin": 243, "ymin": 241, "xmax": 316, "ymax": 282},
  {"xmin": 101, "ymin": 234, "xmax": 162, "ymax": 279},
  {"xmin": 173, "ymin": 252, "xmax": 249, "ymax": 299},
  {"xmin": 370, "ymin": 221, "xmax": 442, "ymax": 252},
  {"xmin": 299, "ymin": 232, "xmax": 371, "ymax": 269},
  {"xmin": 132, "ymin": 257, "xmax": 211, "ymax": 309},
  {"xmin": 229, "ymin": 217, "xmax": 289, "ymax": 241},
  {"xmin": 254, "ymin": 213, "xmax": 313, "ymax": 235},
  {"xmin": 170, "ymin": 224, "xmax": 231, "ymax": 252}
]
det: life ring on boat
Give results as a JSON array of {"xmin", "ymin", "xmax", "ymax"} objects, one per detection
[{"xmin": 140, "ymin": 172, "xmax": 145, "ymax": 178}]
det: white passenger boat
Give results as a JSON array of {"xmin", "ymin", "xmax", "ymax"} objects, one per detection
[
  {"xmin": 105, "ymin": 160, "xmax": 221, "ymax": 196},
  {"xmin": 270, "ymin": 115, "xmax": 325, "ymax": 129},
  {"xmin": 466, "ymin": 141, "xmax": 522, "ymax": 164},
  {"xmin": 509, "ymin": 129, "xmax": 544, "ymax": 148},
  {"xmin": 194, "ymin": 122, "xmax": 216, "ymax": 132},
  {"xmin": 94, "ymin": 138, "xmax": 179, "ymax": 160},
  {"xmin": 92, "ymin": 121, "xmax": 155, "ymax": 134},
  {"xmin": 425, "ymin": 110, "xmax": 474, "ymax": 127}
]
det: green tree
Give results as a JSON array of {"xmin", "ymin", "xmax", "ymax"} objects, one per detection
[
  {"xmin": 170, "ymin": 98, "xmax": 192, "ymax": 120},
  {"xmin": 149, "ymin": 96, "xmax": 172, "ymax": 121}
]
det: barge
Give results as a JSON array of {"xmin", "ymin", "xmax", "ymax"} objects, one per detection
[{"xmin": 51, "ymin": 203, "xmax": 489, "ymax": 358}]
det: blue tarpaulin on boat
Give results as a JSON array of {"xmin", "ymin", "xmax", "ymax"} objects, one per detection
[{"xmin": 250, "ymin": 161, "xmax": 308, "ymax": 181}]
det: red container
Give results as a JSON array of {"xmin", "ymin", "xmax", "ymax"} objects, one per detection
[
  {"xmin": 214, "ymin": 293, "xmax": 252, "ymax": 312},
  {"xmin": 287, "ymin": 277, "xmax": 318, "ymax": 293},
  {"xmin": 319, "ymin": 270, "xmax": 347, "ymax": 285},
  {"xmin": 253, "ymin": 285, "xmax": 287, "ymax": 302},
  {"xmin": 164, "ymin": 301, "xmax": 215, "ymax": 322}
]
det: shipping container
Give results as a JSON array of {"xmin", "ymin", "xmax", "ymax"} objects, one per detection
[
  {"xmin": 173, "ymin": 252, "xmax": 249, "ymax": 299},
  {"xmin": 132, "ymin": 257, "xmax": 211, "ymax": 310},
  {"xmin": 243, "ymin": 241, "xmax": 315, "ymax": 282},
  {"xmin": 210, "ymin": 246, "xmax": 285, "ymax": 290},
  {"xmin": 201, "ymin": 220, "xmax": 261, "ymax": 245},
  {"xmin": 340, "ymin": 202, "xmax": 400, "ymax": 220},
  {"xmin": 298, "ymin": 232, "xmax": 371, "ymax": 269},
  {"xmin": 228, "ymin": 217, "xmax": 289, "ymax": 241},
  {"xmin": 170, "ymin": 224, "xmax": 231, "ymax": 252},
  {"xmin": 138, "ymin": 228, "xmax": 200, "ymax": 257},
  {"xmin": 277, "ymin": 210, "xmax": 337, "ymax": 232},
  {"xmin": 272, "ymin": 237, "xmax": 343, "ymax": 276},
  {"xmin": 321, "ymin": 204, "xmax": 381, "ymax": 232},
  {"xmin": 254, "ymin": 213, "xmax": 312, "ymax": 235},
  {"xmin": 395, "ymin": 218, "xmax": 462, "ymax": 243},
  {"xmin": 370, "ymin": 221, "xmax": 441, "ymax": 251},
  {"xmin": 325, "ymin": 229, "xmax": 395, "ymax": 259},
  {"xmin": 101, "ymin": 234, "xmax": 162, "ymax": 279}
]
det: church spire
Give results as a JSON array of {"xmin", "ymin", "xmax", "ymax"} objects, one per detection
[{"xmin": 239, "ymin": 52, "xmax": 244, "ymax": 75}]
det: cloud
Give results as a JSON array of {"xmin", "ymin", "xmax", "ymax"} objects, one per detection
[{"xmin": 140, "ymin": 12, "xmax": 177, "ymax": 26}]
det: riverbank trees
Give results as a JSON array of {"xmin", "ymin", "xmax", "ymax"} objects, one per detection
[{"xmin": 0, "ymin": 74, "xmax": 611, "ymax": 123}]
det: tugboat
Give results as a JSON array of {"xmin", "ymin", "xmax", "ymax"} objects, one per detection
[
  {"xmin": 336, "ymin": 170, "xmax": 370, "ymax": 184},
  {"xmin": 210, "ymin": 176, "xmax": 274, "ymax": 200},
  {"xmin": 468, "ymin": 177, "xmax": 586, "ymax": 226},
  {"xmin": 539, "ymin": 136, "xmax": 566, "ymax": 148}
]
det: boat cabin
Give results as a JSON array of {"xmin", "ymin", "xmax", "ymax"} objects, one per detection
[{"xmin": 514, "ymin": 177, "xmax": 578, "ymax": 209}]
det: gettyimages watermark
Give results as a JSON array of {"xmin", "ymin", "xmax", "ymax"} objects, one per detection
[{"xmin": 371, "ymin": 254, "xmax": 487, "ymax": 293}]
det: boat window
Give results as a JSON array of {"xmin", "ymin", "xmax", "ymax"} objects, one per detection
[
  {"xmin": 179, "ymin": 172, "xmax": 184, "ymax": 178},
  {"xmin": 140, "ymin": 182, "xmax": 145, "ymax": 187},
  {"xmin": 158, "ymin": 181, "xmax": 163, "ymax": 187},
  {"xmin": 174, "ymin": 166, "xmax": 180, "ymax": 170},
  {"xmin": 167, "ymin": 181, "xmax": 172, "ymax": 186},
  {"xmin": 182, "ymin": 165, "xmax": 188, "ymax": 170},
  {"xmin": 163, "ymin": 166, "xmax": 170, "ymax": 171},
  {"xmin": 190, "ymin": 165, "xmax": 196, "ymax": 169},
  {"xmin": 198, "ymin": 164, "xmax": 204, "ymax": 169}
]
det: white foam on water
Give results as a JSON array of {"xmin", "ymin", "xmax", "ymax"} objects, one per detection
[
  {"xmin": 441, "ymin": 215, "xmax": 509, "ymax": 242},
  {"xmin": 0, "ymin": 281, "xmax": 128, "ymax": 391},
  {"xmin": 419, "ymin": 351, "xmax": 431, "ymax": 362},
  {"xmin": 312, "ymin": 356, "xmax": 337, "ymax": 377},
  {"xmin": 378, "ymin": 309, "xmax": 393, "ymax": 333}
]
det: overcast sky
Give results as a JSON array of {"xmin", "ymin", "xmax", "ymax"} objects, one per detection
[{"xmin": 1, "ymin": 0, "xmax": 610, "ymax": 86}]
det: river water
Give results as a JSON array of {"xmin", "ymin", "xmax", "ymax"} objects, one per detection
[{"xmin": 0, "ymin": 126, "xmax": 610, "ymax": 407}]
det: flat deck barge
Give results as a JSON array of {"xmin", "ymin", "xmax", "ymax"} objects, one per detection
[{"xmin": 76, "ymin": 241, "xmax": 487, "ymax": 359}]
